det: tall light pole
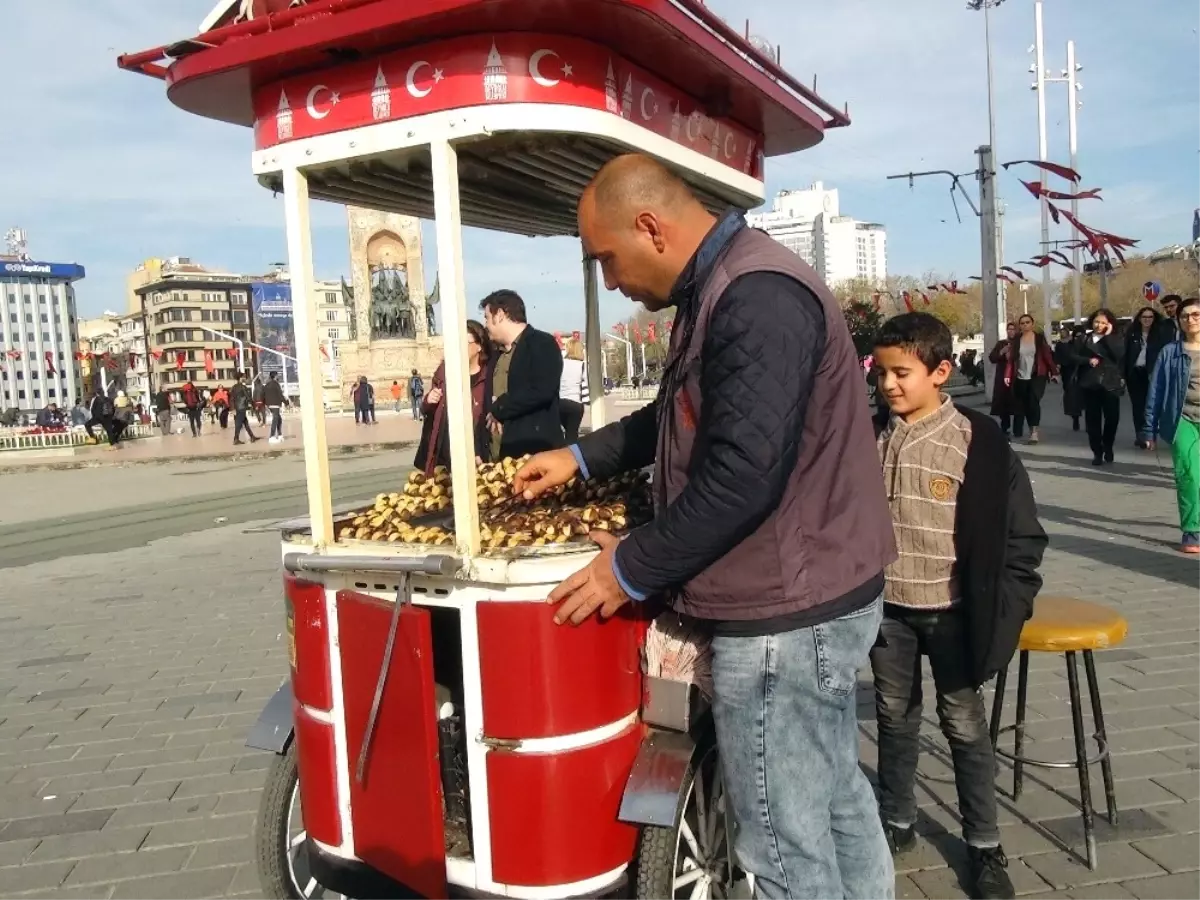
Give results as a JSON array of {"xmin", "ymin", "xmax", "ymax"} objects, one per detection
[
  {"xmin": 1031, "ymin": 0, "xmax": 1052, "ymax": 326},
  {"xmin": 1065, "ymin": 41, "xmax": 1082, "ymax": 323},
  {"xmin": 968, "ymin": 0, "xmax": 1007, "ymax": 315}
]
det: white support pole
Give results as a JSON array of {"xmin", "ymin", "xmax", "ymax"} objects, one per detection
[
  {"xmin": 983, "ymin": 2, "xmax": 1006, "ymax": 316},
  {"xmin": 582, "ymin": 250, "xmax": 606, "ymax": 430},
  {"xmin": 430, "ymin": 139, "xmax": 481, "ymax": 557},
  {"xmin": 1066, "ymin": 39, "xmax": 1082, "ymax": 324},
  {"xmin": 281, "ymin": 165, "xmax": 334, "ymax": 548},
  {"xmin": 1034, "ymin": 0, "xmax": 1052, "ymax": 326}
]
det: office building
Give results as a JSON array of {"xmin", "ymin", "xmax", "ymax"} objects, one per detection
[
  {"xmin": 1, "ymin": 251, "xmax": 85, "ymax": 414},
  {"xmin": 136, "ymin": 263, "xmax": 258, "ymax": 401},
  {"xmin": 747, "ymin": 183, "xmax": 887, "ymax": 286}
]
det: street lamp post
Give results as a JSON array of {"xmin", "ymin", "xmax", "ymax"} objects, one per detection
[
  {"xmin": 198, "ymin": 325, "xmax": 248, "ymax": 375},
  {"xmin": 968, "ymin": 0, "xmax": 1007, "ymax": 317}
]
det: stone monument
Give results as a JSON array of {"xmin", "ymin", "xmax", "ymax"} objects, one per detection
[{"xmin": 337, "ymin": 207, "xmax": 443, "ymax": 404}]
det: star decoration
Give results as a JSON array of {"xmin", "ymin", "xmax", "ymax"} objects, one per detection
[
  {"xmin": 330, "ymin": 91, "xmax": 341, "ymax": 105},
  {"xmin": 433, "ymin": 68, "xmax": 445, "ymax": 82},
  {"xmin": 561, "ymin": 62, "xmax": 574, "ymax": 78}
]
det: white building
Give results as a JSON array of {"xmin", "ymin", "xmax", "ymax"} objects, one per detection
[
  {"xmin": 747, "ymin": 183, "xmax": 887, "ymax": 286},
  {"xmin": 1, "ymin": 255, "xmax": 85, "ymax": 414}
]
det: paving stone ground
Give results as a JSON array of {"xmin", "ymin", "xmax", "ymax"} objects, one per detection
[{"xmin": 0, "ymin": 388, "xmax": 1196, "ymax": 899}]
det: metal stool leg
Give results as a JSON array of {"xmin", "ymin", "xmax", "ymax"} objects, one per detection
[
  {"xmin": 1066, "ymin": 651, "xmax": 1098, "ymax": 870},
  {"xmin": 990, "ymin": 665, "xmax": 1008, "ymax": 748},
  {"xmin": 1083, "ymin": 650, "xmax": 1118, "ymax": 826},
  {"xmin": 1013, "ymin": 650, "xmax": 1030, "ymax": 799}
]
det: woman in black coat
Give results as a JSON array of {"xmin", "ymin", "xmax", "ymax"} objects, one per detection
[
  {"xmin": 1073, "ymin": 308, "xmax": 1126, "ymax": 466},
  {"xmin": 1125, "ymin": 306, "xmax": 1161, "ymax": 447},
  {"xmin": 988, "ymin": 322, "xmax": 1018, "ymax": 435},
  {"xmin": 1054, "ymin": 326, "xmax": 1086, "ymax": 431}
]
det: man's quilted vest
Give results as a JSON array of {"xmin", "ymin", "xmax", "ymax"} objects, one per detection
[{"xmin": 655, "ymin": 227, "xmax": 897, "ymax": 621}]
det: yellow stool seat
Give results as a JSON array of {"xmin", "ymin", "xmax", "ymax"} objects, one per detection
[{"xmin": 1018, "ymin": 596, "xmax": 1128, "ymax": 653}]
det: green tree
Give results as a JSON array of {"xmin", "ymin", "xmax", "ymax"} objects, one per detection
[{"xmin": 843, "ymin": 300, "xmax": 885, "ymax": 358}]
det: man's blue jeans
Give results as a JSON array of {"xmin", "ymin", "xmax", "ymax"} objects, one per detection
[{"xmin": 711, "ymin": 596, "xmax": 893, "ymax": 900}]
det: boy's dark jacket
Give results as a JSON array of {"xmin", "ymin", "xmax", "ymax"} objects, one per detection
[{"xmin": 874, "ymin": 403, "xmax": 1047, "ymax": 686}]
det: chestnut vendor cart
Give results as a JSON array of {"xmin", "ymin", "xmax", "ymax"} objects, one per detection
[{"xmin": 119, "ymin": 2, "xmax": 847, "ymax": 896}]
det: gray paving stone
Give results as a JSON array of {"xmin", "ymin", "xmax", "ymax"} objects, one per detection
[
  {"xmin": 0, "ymin": 809, "xmax": 114, "ymax": 843},
  {"xmin": 212, "ymin": 791, "xmax": 261, "ymax": 817},
  {"xmin": 0, "ymin": 860, "xmax": 77, "ymax": 894},
  {"xmin": 65, "ymin": 846, "xmax": 193, "ymax": 886},
  {"xmin": 17, "ymin": 655, "xmax": 89, "ymax": 669},
  {"xmin": 26, "ymin": 827, "xmax": 151, "ymax": 863},
  {"xmin": 5, "ymin": 756, "xmax": 115, "ymax": 784},
  {"xmin": 103, "ymin": 865, "xmax": 238, "ymax": 899},
  {"xmin": 171, "ymin": 770, "xmax": 267, "ymax": 800},
  {"xmin": 141, "ymin": 812, "xmax": 256, "ymax": 850},
  {"xmin": 1121, "ymin": 871, "xmax": 1200, "ymax": 899},
  {"xmin": 0, "ymin": 838, "xmax": 39, "ymax": 868},
  {"xmin": 29, "ymin": 686, "xmax": 113, "ymax": 704},
  {"xmin": 1131, "ymin": 834, "xmax": 1200, "ymax": 874},
  {"xmin": 6, "ymin": 884, "xmax": 115, "ymax": 899},
  {"xmin": 1065, "ymin": 883, "xmax": 1139, "ymax": 899},
  {"xmin": 101, "ymin": 796, "xmax": 220, "ymax": 831},
  {"xmin": 1024, "ymin": 843, "xmax": 1166, "ymax": 889}
]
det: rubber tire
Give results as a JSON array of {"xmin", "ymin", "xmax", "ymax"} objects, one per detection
[
  {"xmin": 254, "ymin": 743, "xmax": 304, "ymax": 899},
  {"xmin": 631, "ymin": 742, "xmax": 715, "ymax": 900}
]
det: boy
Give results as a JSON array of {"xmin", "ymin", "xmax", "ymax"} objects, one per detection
[{"xmin": 872, "ymin": 314, "xmax": 1048, "ymax": 900}]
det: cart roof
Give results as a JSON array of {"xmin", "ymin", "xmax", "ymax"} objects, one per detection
[{"xmin": 118, "ymin": 0, "xmax": 849, "ymax": 236}]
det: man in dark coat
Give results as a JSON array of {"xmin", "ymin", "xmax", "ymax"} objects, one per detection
[
  {"xmin": 1147, "ymin": 294, "xmax": 1181, "ymax": 374},
  {"xmin": 480, "ymin": 289, "xmax": 564, "ymax": 458},
  {"xmin": 513, "ymin": 154, "xmax": 897, "ymax": 899}
]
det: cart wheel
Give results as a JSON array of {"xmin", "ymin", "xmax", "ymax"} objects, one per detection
[
  {"xmin": 254, "ymin": 743, "xmax": 344, "ymax": 899},
  {"xmin": 633, "ymin": 742, "xmax": 745, "ymax": 899}
]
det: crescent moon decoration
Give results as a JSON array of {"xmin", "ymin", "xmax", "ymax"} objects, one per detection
[
  {"xmin": 724, "ymin": 132, "xmax": 736, "ymax": 159},
  {"xmin": 529, "ymin": 49, "xmax": 561, "ymax": 88},
  {"xmin": 686, "ymin": 111, "xmax": 702, "ymax": 142},
  {"xmin": 306, "ymin": 84, "xmax": 338, "ymax": 119},
  {"xmin": 406, "ymin": 61, "xmax": 432, "ymax": 99},
  {"xmin": 639, "ymin": 87, "xmax": 657, "ymax": 121}
]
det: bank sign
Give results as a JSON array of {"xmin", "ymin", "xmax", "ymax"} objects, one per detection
[{"xmin": 1, "ymin": 260, "xmax": 86, "ymax": 279}]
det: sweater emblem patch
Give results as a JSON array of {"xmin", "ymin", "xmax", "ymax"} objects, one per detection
[{"xmin": 929, "ymin": 476, "xmax": 953, "ymax": 501}]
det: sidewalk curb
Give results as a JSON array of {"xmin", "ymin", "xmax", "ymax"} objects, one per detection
[{"xmin": 0, "ymin": 440, "xmax": 417, "ymax": 473}]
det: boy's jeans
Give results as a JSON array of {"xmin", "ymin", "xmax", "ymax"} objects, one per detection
[
  {"xmin": 711, "ymin": 596, "xmax": 894, "ymax": 900},
  {"xmin": 870, "ymin": 606, "xmax": 1000, "ymax": 848}
]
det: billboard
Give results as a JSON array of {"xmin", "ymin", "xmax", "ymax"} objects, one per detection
[
  {"xmin": 1, "ymin": 260, "xmax": 86, "ymax": 280},
  {"xmin": 251, "ymin": 282, "xmax": 298, "ymax": 384}
]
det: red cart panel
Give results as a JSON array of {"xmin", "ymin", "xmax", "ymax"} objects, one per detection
[
  {"xmin": 285, "ymin": 575, "xmax": 333, "ymax": 711},
  {"xmin": 292, "ymin": 703, "xmax": 342, "ymax": 848},
  {"xmin": 337, "ymin": 591, "xmax": 447, "ymax": 899}
]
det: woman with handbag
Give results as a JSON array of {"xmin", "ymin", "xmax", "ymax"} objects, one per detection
[
  {"xmin": 1074, "ymin": 308, "xmax": 1126, "ymax": 466},
  {"xmin": 414, "ymin": 319, "xmax": 494, "ymax": 473},
  {"xmin": 1003, "ymin": 314, "xmax": 1059, "ymax": 443}
]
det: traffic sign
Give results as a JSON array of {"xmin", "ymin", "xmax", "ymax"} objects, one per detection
[{"xmin": 1142, "ymin": 281, "xmax": 1162, "ymax": 302}]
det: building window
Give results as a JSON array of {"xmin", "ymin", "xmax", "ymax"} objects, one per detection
[
  {"xmin": 231, "ymin": 292, "xmax": 247, "ymax": 306},
  {"xmin": 24, "ymin": 313, "xmax": 32, "ymax": 323},
  {"xmin": 18, "ymin": 389, "xmax": 25, "ymax": 400},
  {"xmin": 325, "ymin": 292, "xmax": 338, "ymax": 303},
  {"xmin": 327, "ymin": 328, "xmax": 340, "ymax": 340},
  {"xmin": 232, "ymin": 310, "xmax": 248, "ymax": 325},
  {"xmin": 201, "ymin": 310, "xmax": 211, "ymax": 321},
  {"xmin": 33, "ymin": 389, "xmax": 40, "ymax": 399},
  {"xmin": 325, "ymin": 310, "xmax": 338, "ymax": 321},
  {"xmin": 172, "ymin": 292, "xmax": 181, "ymax": 302},
  {"xmin": 48, "ymin": 388, "xmax": 56, "ymax": 398},
  {"xmin": 187, "ymin": 350, "xmax": 197, "ymax": 362}
]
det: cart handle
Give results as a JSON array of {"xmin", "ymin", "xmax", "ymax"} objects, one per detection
[{"xmin": 282, "ymin": 552, "xmax": 460, "ymax": 577}]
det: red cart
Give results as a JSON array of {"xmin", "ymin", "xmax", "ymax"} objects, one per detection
[{"xmin": 119, "ymin": 2, "xmax": 846, "ymax": 896}]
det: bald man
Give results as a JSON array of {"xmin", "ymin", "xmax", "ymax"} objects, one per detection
[{"xmin": 516, "ymin": 154, "xmax": 898, "ymax": 899}]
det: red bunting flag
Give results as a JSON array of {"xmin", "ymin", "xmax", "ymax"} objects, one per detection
[
  {"xmin": 902, "ymin": 291, "xmax": 914, "ymax": 313},
  {"xmin": 646, "ymin": 322, "xmax": 657, "ymax": 344},
  {"xmin": 203, "ymin": 349, "xmax": 215, "ymax": 374},
  {"xmin": 44, "ymin": 351, "xmax": 56, "ymax": 375},
  {"xmin": 919, "ymin": 290, "xmax": 931, "ymax": 306},
  {"xmin": 175, "ymin": 352, "xmax": 186, "ymax": 370},
  {"xmin": 319, "ymin": 344, "xmax": 330, "ymax": 361},
  {"xmin": 1002, "ymin": 159, "xmax": 1081, "ymax": 183},
  {"xmin": 103, "ymin": 354, "xmax": 119, "ymax": 371},
  {"xmin": 1049, "ymin": 251, "xmax": 1077, "ymax": 271},
  {"xmin": 944, "ymin": 281, "xmax": 968, "ymax": 295},
  {"xmin": 1019, "ymin": 179, "xmax": 1104, "ymax": 202},
  {"xmin": 631, "ymin": 324, "xmax": 642, "ymax": 345},
  {"xmin": 1000, "ymin": 266, "xmax": 1027, "ymax": 281},
  {"xmin": 128, "ymin": 352, "xmax": 138, "ymax": 370},
  {"xmin": 150, "ymin": 349, "xmax": 163, "ymax": 361}
]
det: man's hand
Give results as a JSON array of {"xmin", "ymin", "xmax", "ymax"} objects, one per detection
[
  {"xmin": 426, "ymin": 387, "xmax": 443, "ymax": 405},
  {"xmin": 1004, "ymin": 377, "xmax": 1012, "ymax": 387},
  {"xmin": 547, "ymin": 531, "xmax": 630, "ymax": 625},
  {"xmin": 514, "ymin": 448, "xmax": 579, "ymax": 500}
]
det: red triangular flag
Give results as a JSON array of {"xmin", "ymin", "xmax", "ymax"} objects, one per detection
[
  {"xmin": 204, "ymin": 349, "xmax": 215, "ymax": 374},
  {"xmin": 44, "ymin": 351, "xmax": 56, "ymax": 376},
  {"xmin": 175, "ymin": 352, "xmax": 186, "ymax": 371},
  {"xmin": 319, "ymin": 344, "xmax": 330, "ymax": 361},
  {"xmin": 902, "ymin": 291, "xmax": 914, "ymax": 312},
  {"xmin": 1002, "ymin": 159, "xmax": 1081, "ymax": 183}
]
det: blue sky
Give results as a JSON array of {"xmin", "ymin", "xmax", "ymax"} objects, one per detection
[{"xmin": 1, "ymin": 1, "xmax": 1195, "ymax": 330}]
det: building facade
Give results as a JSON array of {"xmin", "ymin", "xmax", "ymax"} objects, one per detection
[
  {"xmin": 747, "ymin": 183, "xmax": 887, "ymax": 286},
  {"xmin": 1, "ymin": 258, "xmax": 85, "ymax": 414},
  {"xmin": 137, "ymin": 272, "xmax": 258, "ymax": 401}
]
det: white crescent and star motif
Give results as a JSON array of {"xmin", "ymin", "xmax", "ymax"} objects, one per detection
[
  {"xmin": 724, "ymin": 132, "xmax": 737, "ymax": 159},
  {"xmin": 529, "ymin": 49, "xmax": 562, "ymax": 88},
  {"xmin": 639, "ymin": 87, "xmax": 658, "ymax": 121},
  {"xmin": 306, "ymin": 84, "xmax": 340, "ymax": 119},
  {"xmin": 406, "ymin": 61, "xmax": 432, "ymax": 98}
]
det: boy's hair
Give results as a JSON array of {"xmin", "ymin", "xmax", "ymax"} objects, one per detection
[{"xmin": 874, "ymin": 312, "xmax": 954, "ymax": 372}]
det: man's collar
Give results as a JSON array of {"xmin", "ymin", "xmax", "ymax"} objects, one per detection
[{"xmin": 668, "ymin": 210, "xmax": 747, "ymax": 307}]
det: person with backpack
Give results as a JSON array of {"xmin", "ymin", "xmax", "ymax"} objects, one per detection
[
  {"xmin": 86, "ymin": 391, "xmax": 115, "ymax": 444},
  {"xmin": 181, "ymin": 380, "xmax": 204, "ymax": 437},
  {"xmin": 408, "ymin": 369, "xmax": 425, "ymax": 420},
  {"xmin": 252, "ymin": 377, "xmax": 267, "ymax": 426},
  {"xmin": 230, "ymin": 372, "xmax": 260, "ymax": 445},
  {"xmin": 153, "ymin": 385, "xmax": 173, "ymax": 436}
]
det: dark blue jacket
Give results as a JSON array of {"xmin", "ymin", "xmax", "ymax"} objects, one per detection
[{"xmin": 1142, "ymin": 339, "xmax": 1193, "ymax": 444}]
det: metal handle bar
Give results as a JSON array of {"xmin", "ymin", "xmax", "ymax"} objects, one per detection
[{"xmin": 283, "ymin": 552, "xmax": 460, "ymax": 577}]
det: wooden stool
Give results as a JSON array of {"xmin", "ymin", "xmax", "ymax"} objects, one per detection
[{"xmin": 988, "ymin": 596, "xmax": 1129, "ymax": 870}]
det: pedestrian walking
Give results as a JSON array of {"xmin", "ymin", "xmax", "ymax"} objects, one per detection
[
  {"xmin": 558, "ymin": 336, "xmax": 588, "ymax": 444},
  {"xmin": 252, "ymin": 377, "xmax": 267, "ymax": 427},
  {"xmin": 408, "ymin": 369, "xmax": 425, "ymax": 420},
  {"xmin": 514, "ymin": 154, "xmax": 897, "ymax": 900},
  {"xmin": 1055, "ymin": 326, "xmax": 1086, "ymax": 432},
  {"xmin": 212, "ymin": 384, "xmax": 230, "ymax": 429},
  {"xmin": 263, "ymin": 371, "xmax": 288, "ymax": 443},
  {"xmin": 390, "ymin": 380, "xmax": 403, "ymax": 414},
  {"xmin": 1126, "ymin": 306, "xmax": 1161, "ymax": 447},
  {"xmin": 153, "ymin": 385, "xmax": 173, "ymax": 436},
  {"xmin": 1074, "ymin": 308, "xmax": 1125, "ymax": 466},
  {"xmin": 181, "ymin": 379, "xmax": 204, "ymax": 437},
  {"xmin": 988, "ymin": 323, "xmax": 1017, "ymax": 436},
  {"xmin": 110, "ymin": 390, "xmax": 134, "ymax": 447},
  {"xmin": 871, "ymin": 313, "xmax": 1046, "ymax": 900},
  {"xmin": 1004, "ymin": 314, "xmax": 1058, "ymax": 443},
  {"xmin": 85, "ymin": 391, "xmax": 114, "ymax": 443},
  {"xmin": 1141, "ymin": 296, "xmax": 1200, "ymax": 553},
  {"xmin": 231, "ymin": 372, "xmax": 259, "ymax": 445},
  {"xmin": 353, "ymin": 375, "xmax": 376, "ymax": 424},
  {"xmin": 1147, "ymin": 294, "xmax": 1181, "ymax": 374}
]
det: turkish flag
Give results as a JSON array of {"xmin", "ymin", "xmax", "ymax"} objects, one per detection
[
  {"xmin": 319, "ymin": 344, "xmax": 330, "ymax": 361},
  {"xmin": 150, "ymin": 349, "xmax": 163, "ymax": 361},
  {"xmin": 902, "ymin": 292, "xmax": 914, "ymax": 313},
  {"xmin": 175, "ymin": 352, "xmax": 186, "ymax": 370},
  {"xmin": 203, "ymin": 350, "xmax": 215, "ymax": 374},
  {"xmin": 44, "ymin": 351, "xmax": 56, "ymax": 375},
  {"xmin": 73, "ymin": 351, "xmax": 84, "ymax": 361},
  {"xmin": 6, "ymin": 349, "xmax": 21, "ymax": 360},
  {"xmin": 631, "ymin": 324, "xmax": 642, "ymax": 345},
  {"xmin": 647, "ymin": 322, "xmax": 657, "ymax": 344},
  {"xmin": 128, "ymin": 352, "xmax": 137, "ymax": 370}
]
